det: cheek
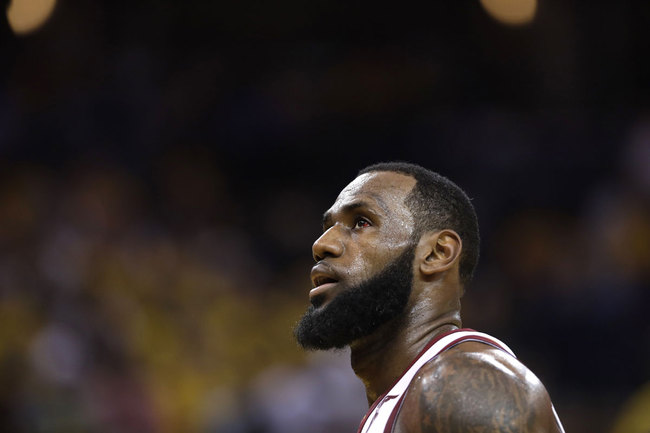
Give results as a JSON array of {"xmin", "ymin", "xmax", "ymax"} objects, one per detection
[
  {"xmin": 345, "ymin": 255, "xmax": 377, "ymax": 283},
  {"xmin": 343, "ymin": 223, "xmax": 414, "ymax": 283},
  {"xmin": 345, "ymin": 242, "xmax": 405, "ymax": 283}
]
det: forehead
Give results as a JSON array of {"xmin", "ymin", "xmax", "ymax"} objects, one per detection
[{"xmin": 330, "ymin": 171, "xmax": 416, "ymax": 215}]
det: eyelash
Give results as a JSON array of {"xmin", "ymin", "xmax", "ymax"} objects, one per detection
[
  {"xmin": 322, "ymin": 217, "xmax": 372, "ymax": 233},
  {"xmin": 354, "ymin": 217, "xmax": 371, "ymax": 229}
]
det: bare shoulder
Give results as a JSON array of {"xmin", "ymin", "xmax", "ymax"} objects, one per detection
[{"xmin": 395, "ymin": 342, "xmax": 562, "ymax": 433}]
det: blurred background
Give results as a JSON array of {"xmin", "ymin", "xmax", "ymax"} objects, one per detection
[{"xmin": 1, "ymin": 0, "xmax": 649, "ymax": 432}]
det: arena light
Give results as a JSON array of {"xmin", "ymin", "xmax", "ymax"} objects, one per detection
[
  {"xmin": 6, "ymin": 0, "xmax": 58, "ymax": 36},
  {"xmin": 479, "ymin": 0, "xmax": 537, "ymax": 26}
]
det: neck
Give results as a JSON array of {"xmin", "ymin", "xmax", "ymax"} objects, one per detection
[{"xmin": 349, "ymin": 304, "xmax": 462, "ymax": 404}]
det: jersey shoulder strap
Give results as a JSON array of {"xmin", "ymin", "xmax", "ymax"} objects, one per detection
[
  {"xmin": 383, "ymin": 330, "xmax": 564, "ymax": 433},
  {"xmin": 387, "ymin": 329, "xmax": 515, "ymax": 406},
  {"xmin": 358, "ymin": 329, "xmax": 512, "ymax": 433}
]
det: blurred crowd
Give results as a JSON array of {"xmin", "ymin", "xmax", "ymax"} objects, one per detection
[
  {"xmin": 2, "ymin": 1, "xmax": 650, "ymax": 433},
  {"xmin": 0, "ymin": 153, "xmax": 340, "ymax": 432}
]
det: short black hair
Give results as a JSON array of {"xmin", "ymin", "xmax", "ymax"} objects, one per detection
[{"xmin": 358, "ymin": 161, "xmax": 480, "ymax": 285}]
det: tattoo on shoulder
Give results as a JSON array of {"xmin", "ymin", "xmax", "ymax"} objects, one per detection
[{"xmin": 414, "ymin": 354, "xmax": 542, "ymax": 433}]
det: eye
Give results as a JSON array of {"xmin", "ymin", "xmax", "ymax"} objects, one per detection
[{"xmin": 354, "ymin": 217, "xmax": 371, "ymax": 229}]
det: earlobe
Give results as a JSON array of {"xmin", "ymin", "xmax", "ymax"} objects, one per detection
[{"xmin": 417, "ymin": 230, "xmax": 462, "ymax": 276}]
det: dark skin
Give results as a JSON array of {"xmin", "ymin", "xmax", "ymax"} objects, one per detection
[{"xmin": 311, "ymin": 171, "xmax": 562, "ymax": 433}]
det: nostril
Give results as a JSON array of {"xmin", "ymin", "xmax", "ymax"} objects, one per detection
[
  {"xmin": 313, "ymin": 250, "xmax": 337, "ymax": 262},
  {"xmin": 313, "ymin": 248, "xmax": 326, "ymax": 262}
]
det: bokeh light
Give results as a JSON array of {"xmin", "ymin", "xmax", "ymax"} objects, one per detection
[
  {"xmin": 479, "ymin": 0, "xmax": 537, "ymax": 26},
  {"xmin": 6, "ymin": 0, "xmax": 58, "ymax": 35}
]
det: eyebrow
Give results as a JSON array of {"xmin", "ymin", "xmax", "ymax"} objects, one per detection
[{"xmin": 321, "ymin": 195, "xmax": 388, "ymax": 227}]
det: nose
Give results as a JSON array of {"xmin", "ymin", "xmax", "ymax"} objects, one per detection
[{"xmin": 312, "ymin": 225, "xmax": 344, "ymax": 262}]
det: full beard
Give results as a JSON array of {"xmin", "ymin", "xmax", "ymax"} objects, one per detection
[{"xmin": 294, "ymin": 245, "xmax": 415, "ymax": 350}]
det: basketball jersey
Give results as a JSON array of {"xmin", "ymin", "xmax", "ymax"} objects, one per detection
[{"xmin": 356, "ymin": 329, "xmax": 565, "ymax": 433}]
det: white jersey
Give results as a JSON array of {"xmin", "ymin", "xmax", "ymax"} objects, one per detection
[{"xmin": 356, "ymin": 329, "xmax": 565, "ymax": 433}]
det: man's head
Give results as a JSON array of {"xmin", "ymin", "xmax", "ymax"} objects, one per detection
[{"xmin": 295, "ymin": 162, "xmax": 479, "ymax": 350}]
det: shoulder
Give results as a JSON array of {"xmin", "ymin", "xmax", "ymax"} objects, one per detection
[{"xmin": 395, "ymin": 341, "xmax": 561, "ymax": 433}]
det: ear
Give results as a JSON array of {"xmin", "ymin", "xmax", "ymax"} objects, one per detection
[{"xmin": 415, "ymin": 229, "xmax": 462, "ymax": 277}]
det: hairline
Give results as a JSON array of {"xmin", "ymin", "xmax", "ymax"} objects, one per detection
[{"xmin": 358, "ymin": 164, "xmax": 478, "ymax": 285}]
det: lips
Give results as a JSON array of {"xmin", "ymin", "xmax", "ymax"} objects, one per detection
[
  {"xmin": 310, "ymin": 263, "xmax": 341, "ymax": 303},
  {"xmin": 313, "ymin": 274, "xmax": 338, "ymax": 287}
]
